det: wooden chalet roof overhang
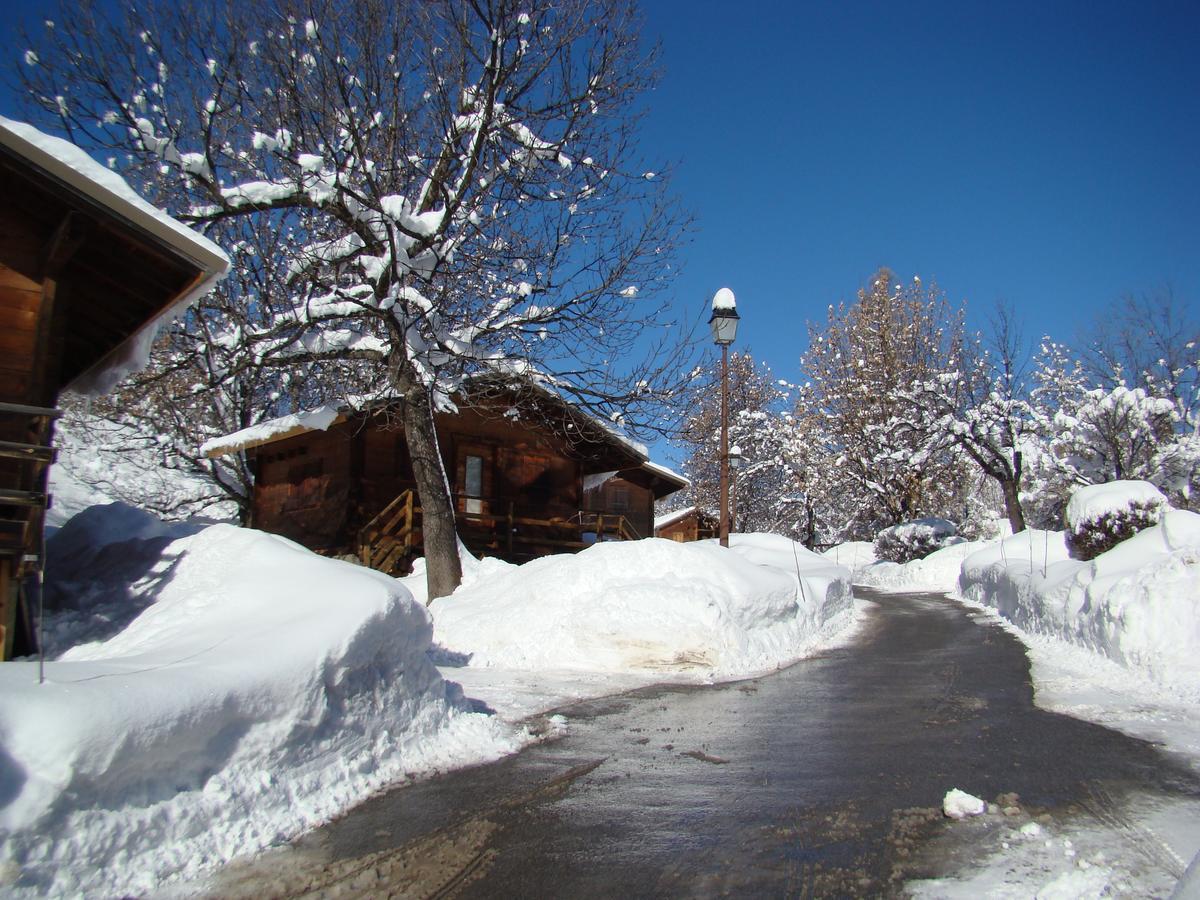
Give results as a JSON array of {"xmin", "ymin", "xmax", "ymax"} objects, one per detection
[{"xmin": 0, "ymin": 118, "xmax": 229, "ymax": 400}]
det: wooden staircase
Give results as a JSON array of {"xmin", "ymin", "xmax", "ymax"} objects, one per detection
[
  {"xmin": 0, "ymin": 401, "xmax": 59, "ymax": 660},
  {"xmin": 357, "ymin": 489, "xmax": 418, "ymax": 576}
]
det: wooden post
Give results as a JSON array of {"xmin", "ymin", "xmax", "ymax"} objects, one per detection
[{"xmin": 719, "ymin": 343, "xmax": 730, "ymax": 547}]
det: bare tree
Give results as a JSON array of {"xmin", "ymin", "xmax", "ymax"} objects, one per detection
[{"xmin": 15, "ymin": 0, "xmax": 691, "ymax": 599}]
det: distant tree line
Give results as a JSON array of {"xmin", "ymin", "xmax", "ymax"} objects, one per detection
[{"xmin": 672, "ymin": 269, "xmax": 1200, "ymax": 546}]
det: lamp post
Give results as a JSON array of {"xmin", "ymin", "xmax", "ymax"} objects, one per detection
[
  {"xmin": 728, "ymin": 444, "xmax": 743, "ymax": 533},
  {"xmin": 709, "ymin": 288, "xmax": 740, "ymax": 547}
]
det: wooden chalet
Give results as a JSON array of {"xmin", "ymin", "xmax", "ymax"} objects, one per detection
[
  {"xmin": 0, "ymin": 117, "xmax": 229, "ymax": 660},
  {"xmin": 654, "ymin": 506, "xmax": 719, "ymax": 543},
  {"xmin": 204, "ymin": 386, "xmax": 688, "ymax": 573}
]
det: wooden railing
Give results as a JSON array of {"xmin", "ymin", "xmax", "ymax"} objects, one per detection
[
  {"xmin": 357, "ymin": 489, "xmax": 417, "ymax": 575},
  {"xmin": 0, "ymin": 401, "xmax": 61, "ymax": 661},
  {"xmin": 355, "ymin": 488, "xmax": 645, "ymax": 575}
]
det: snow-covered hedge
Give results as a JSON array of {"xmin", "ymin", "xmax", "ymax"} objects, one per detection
[
  {"xmin": 874, "ymin": 517, "xmax": 961, "ymax": 564},
  {"xmin": 857, "ymin": 540, "xmax": 990, "ymax": 593},
  {"xmin": 958, "ymin": 516, "xmax": 1200, "ymax": 696},
  {"xmin": 0, "ymin": 509, "xmax": 521, "ymax": 897},
  {"xmin": 430, "ymin": 534, "xmax": 853, "ymax": 679},
  {"xmin": 1064, "ymin": 480, "xmax": 1167, "ymax": 561}
]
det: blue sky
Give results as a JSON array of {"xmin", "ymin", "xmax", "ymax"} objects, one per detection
[
  {"xmin": 3, "ymin": 1, "xmax": 1197, "ymax": 465},
  {"xmin": 638, "ymin": 0, "xmax": 1199, "ymax": 385}
]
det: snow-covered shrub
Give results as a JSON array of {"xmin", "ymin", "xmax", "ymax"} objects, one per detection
[
  {"xmin": 1064, "ymin": 480, "xmax": 1167, "ymax": 561},
  {"xmin": 874, "ymin": 517, "xmax": 960, "ymax": 563}
]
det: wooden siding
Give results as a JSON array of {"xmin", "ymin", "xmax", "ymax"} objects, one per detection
[{"xmin": 583, "ymin": 476, "xmax": 654, "ymax": 540}]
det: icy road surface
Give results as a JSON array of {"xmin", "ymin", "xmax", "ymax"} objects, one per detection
[{"xmin": 204, "ymin": 591, "xmax": 1200, "ymax": 897}]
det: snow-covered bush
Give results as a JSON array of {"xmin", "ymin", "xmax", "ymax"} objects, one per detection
[
  {"xmin": 874, "ymin": 517, "xmax": 961, "ymax": 563},
  {"xmin": 1064, "ymin": 481, "xmax": 1167, "ymax": 561}
]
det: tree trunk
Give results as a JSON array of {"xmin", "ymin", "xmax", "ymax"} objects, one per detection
[
  {"xmin": 398, "ymin": 383, "xmax": 462, "ymax": 603},
  {"xmin": 999, "ymin": 476, "xmax": 1026, "ymax": 535}
]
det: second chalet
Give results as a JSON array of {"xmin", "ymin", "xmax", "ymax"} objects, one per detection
[{"xmin": 204, "ymin": 381, "xmax": 687, "ymax": 574}]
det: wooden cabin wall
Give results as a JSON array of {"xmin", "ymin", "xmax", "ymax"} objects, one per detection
[
  {"xmin": 250, "ymin": 427, "xmax": 354, "ymax": 553},
  {"xmin": 656, "ymin": 516, "xmax": 698, "ymax": 542},
  {"xmin": 0, "ymin": 265, "xmax": 44, "ymax": 408},
  {"xmin": 583, "ymin": 477, "xmax": 654, "ymax": 539},
  {"xmin": 436, "ymin": 407, "xmax": 581, "ymax": 520}
]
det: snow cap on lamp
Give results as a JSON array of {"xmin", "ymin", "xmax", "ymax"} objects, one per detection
[{"xmin": 709, "ymin": 287, "xmax": 740, "ymax": 344}]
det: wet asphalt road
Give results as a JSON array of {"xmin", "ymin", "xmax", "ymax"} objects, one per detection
[{"xmin": 208, "ymin": 590, "xmax": 1200, "ymax": 898}]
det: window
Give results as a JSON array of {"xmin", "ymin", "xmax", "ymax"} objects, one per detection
[
  {"xmin": 464, "ymin": 454, "xmax": 483, "ymax": 515},
  {"xmin": 609, "ymin": 483, "xmax": 630, "ymax": 514}
]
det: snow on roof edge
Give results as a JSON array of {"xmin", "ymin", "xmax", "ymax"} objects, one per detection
[
  {"xmin": 0, "ymin": 116, "xmax": 231, "ymax": 396},
  {"xmin": 642, "ymin": 460, "xmax": 689, "ymax": 489},
  {"xmin": 0, "ymin": 116, "xmax": 229, "ymax": 273},
  {"xmin": 201, "ymin": 405, "xmax": 344, "ymax": 458},
  {"xmin": 654, "ymin": 506, "xmax": 699, "ymax": 529}
]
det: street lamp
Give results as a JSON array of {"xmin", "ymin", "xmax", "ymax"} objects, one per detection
[{"xmin": 709, "ymin": 288, "xmax": 740, "ymax": 547}]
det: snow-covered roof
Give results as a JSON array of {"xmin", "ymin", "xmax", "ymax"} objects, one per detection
[
  {"xmin": 203, "ymin": 383, "xmax": 652, "ymax": 468},
  {"xmin": 654, "ymin": 506, "xmax": 697, "ymax": 530},
  {"xmin": 0, "ymin": 116, "xmax": 230, "ymax": 394},
  {"xmin": 199, "ymin": 405, "xmax": 344, "ymax": 458},
  {"xmin": 642, "ymin": 460, "xmax": 689, "ymax": 490}
]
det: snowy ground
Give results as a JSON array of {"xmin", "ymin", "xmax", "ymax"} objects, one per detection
[
  {"xmin": 826, "ymin": 515, "xmax": 1200, "ymax": 898},
  {"xmin": 3, "ymin": 498, "xmax": 857, "ymax": 897}
]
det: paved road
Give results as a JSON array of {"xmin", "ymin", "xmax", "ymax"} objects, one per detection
[{"xmin": 209, "ymin": 590, "xmax": 1200, "ymax": 898}]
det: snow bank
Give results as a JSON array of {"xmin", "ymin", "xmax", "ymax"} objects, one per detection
[
  {"xmin": 856, "ymin": 540, "xmax": 990, "ymax": 594},
  {"xmin": 430, "ymin": 534, "xmax": 853, "ymax": 679},
  {"xmin": 958, "ymin": 515, "xmax": 1200, "ymax": 696},
  {"xmin": 822, "ymin": 541, "xmax": 877, "ymax": 573},
  {"xmin": 0, "ymin": 513, "xmax": 521, "ymax": 897},
  {"xmin": 1065, "ymin": 480, "xmax": 1167, "ymax": 531}
]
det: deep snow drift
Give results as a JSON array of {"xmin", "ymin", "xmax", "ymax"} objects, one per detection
[
  {"xmin": 0, "ymin": 506, "xmax": 522, "ymax": 898},
  {"xmin": 856, "ymin": 540, "xmax": 990, "ymax": 593},
  {"xmin": 430, "ymin": 534, "xmax": 854, "ymax": 679},
  {"xmin": 958, "ymin": 514, "xmax": 1200, "ymax": 697}
]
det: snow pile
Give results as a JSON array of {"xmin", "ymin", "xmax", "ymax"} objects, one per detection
[
  {"xmin": 1065, "ymin": 480, "xmax": 1168, "ymax": 532},
  {"xmin": 1064, "ymin": 480, "xmax": 1168, "ymax": 560},
  {"xmin": 857, "ymin": 540, "xmax": 990, "ymax": 593},
  {"xmin": 958, "ymin": 515, "xmax": 1200, "ymax": 695},
  {"xmin": 942, "ymin": 788, "xmax": 987, "ymax": 820},
  {"xmin": 822, "ymin": 541, "xmax": 877, "ymax": 573},
  {"xmin": 874, "ymin": 516, "xmax": 962, "ymax": 563},
  {"xmin": 0, "ymin": 512, "xmax": 521, "ymax": 897},
  {"xmin": 430, "ymin": 534, "xmax": 853, "ymax": 679}
]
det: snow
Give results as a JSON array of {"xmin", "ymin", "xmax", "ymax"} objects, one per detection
[
  {"xmin": 856, "ymin": 540, "xmax": 989, "ymax": 593},
  {"xmin": 199, "ymin": 404, "xmax": 342, "ymax": 457},
  {"xmin": 429, "ymin": 533, "xmax": 853, "ymax": 679},
  {"xmin": 0, "ymin": 507, "xmax": 523, "ymax": 897},
  {"xmin": 712, "ymin": 286, "xmax": 736, "ymax": 310},
  {"xmin": 49, "ymin": 411, "xmax": 238, "ymax": 527},
  {"xmin": 821, "ymin": 541, "xmax": 877, "ymax": 573},
  {"xmin": 958, "ymin": 513, "xmax": 1200, "ymax": 696},
  {"xmin": 1064, "ymin": 478, "xmax": 1167, "ymax": 531},
  {"xmin": 943, "ymin": 788, "xmax": 987, "ymax": 819},
  {"xmin": 642, "ymin": 459, "xmax": 689, "ymax": 489},
  {"xmin": 0, "ymin": 116, "xmax": 229, "ymax": 395}
]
